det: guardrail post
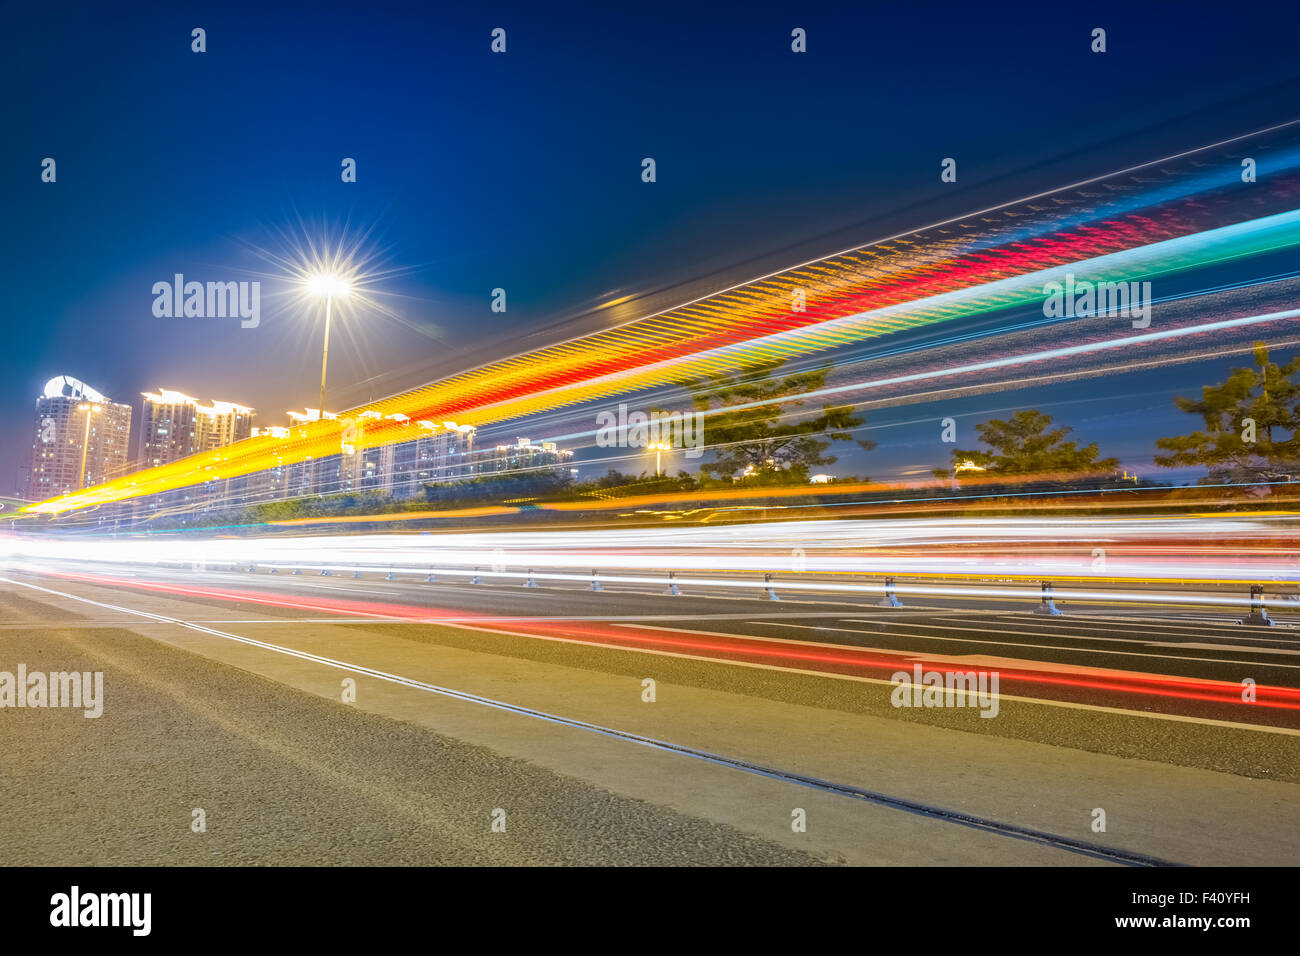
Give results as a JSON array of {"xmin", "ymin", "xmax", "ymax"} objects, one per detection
[
  {"xmin": 471, "ymin": 567, "xmax": 483, "ymax": 585},
  {"xmin": 666, "ymin": 571, "xmax": 681, "ymax": 596},
  {"xmin": 525, "ymin": 569, "xmax": 538, "ymax": 588},
  {"xmin": 765, "ymin": 573, "xmax": 779, "ymax": 601},
  {"xmin": 877, "ymin": 576, "xmax": 903, "ymax": 608},
  {"xmin": 590, "ymin": 569, "xmax": 603, "ymax": 591},
  {"xmin": 1033, "ymin": 579, "xmax": 1063, "ymax": 616},
  {"xmin": 1240, "ymin": 584, "xmax": 1274, "ymax": 626}
]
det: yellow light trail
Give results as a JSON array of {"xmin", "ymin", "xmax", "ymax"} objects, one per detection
[{"xmin": 26, "ymin": 160, "xmax": 1300, "ymax": 515}]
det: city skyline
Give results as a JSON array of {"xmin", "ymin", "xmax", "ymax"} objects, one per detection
[
  {"xmin": 7, "ymin": 3, "xmax": 1300, "ymax": 496},
  {"xmin": 4, "ymin": 0, "xmax": 1300, "ymax": 902}
]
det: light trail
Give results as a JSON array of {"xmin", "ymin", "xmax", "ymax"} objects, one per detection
[
  {"xmin": 24, "ymin": 125, "xmax": 1300, "ymax": 515},
  {"xmin": 6, "ymin": 514, "xmax": 1299, "ymax": 594},
  {"xmin": 7, "ymin": 569, "xmax": 1299, "ymax": 716},
  {"xmin": 540, "ymin": 304, "xmax": 1300, "ymax": 445}
]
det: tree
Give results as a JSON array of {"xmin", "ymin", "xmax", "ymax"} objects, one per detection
[
  {"xmin": 951, "ymin": 410, "xmax": 1117, "ymax": 476},
  {"xmin": 1155, "ymin": 343, "xmax": 1300, "ymax": 483},
  {"xmin": 689, "ymin": 361, "xmax": 872, "ymax": 483}
]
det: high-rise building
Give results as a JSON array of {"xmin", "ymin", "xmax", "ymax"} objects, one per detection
[
  {"xmin": 26, "ymin": 376, "xmax": 133, "ymax": 499},
  {"xmin": 482, "ymin": 437, "xmax": 574, "ymax": 475},
  {"xmin": 196, "ymin": 400, "xmax": 255, "ymax": 452},
  {"xmin": 385, "ymin": 420, "xmax": 476, "ymax": 497},
  {"xmin": 250, "ymin": 411, "xmax": 476, "ymax": 500},
  {"xmin": 139, "ymin": 389, "xmax": 253, "ymax": 469},
  {"xmin": 283, "ymin": 409, "xmax": 344, "ymax": 498}
]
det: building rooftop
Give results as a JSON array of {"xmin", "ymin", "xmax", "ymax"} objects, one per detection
[{"xmin": 43, "ymin": 375, "xmax": 109, "ymax": 403}]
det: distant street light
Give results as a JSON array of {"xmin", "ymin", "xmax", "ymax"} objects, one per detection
[
  {"xmin": 306, "ymin": 274, "xmax": 352, "ymax": 417},
  {"xmin": 647, "ymin": 441, "xmax": 671, "ymax": 477},
  {"xmin": 76, "ymin": 403, "xmax": 102, "ymax": 490}
]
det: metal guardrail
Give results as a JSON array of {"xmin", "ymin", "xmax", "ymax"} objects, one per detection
[{"xmin": 219, "ymin": 560, "xmax": 1298, "ymax": 626}]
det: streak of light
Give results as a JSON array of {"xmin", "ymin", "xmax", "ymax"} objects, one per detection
[{"xmin": 26, "ymin": 133, "xmax": 1300, "ymax": 515}]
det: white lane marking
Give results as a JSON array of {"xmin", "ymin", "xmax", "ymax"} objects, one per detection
[
  {"xmin": 1147, "ymin": 642, "xmax": 1300, "ymax": 657},
  {"xmin": 209, "ymin": 568, "xmax": 977, "ymax": 611},
  {"xmin": 775, "ymin": 621, "xmax": 1300, "ymax": 671},
  {"xmin": 4, "ymin": 613, "xmax": 910, "ymax": 626},
  {"xmin": 292, "ymin": 583, "xmax": 398, "ymax": 596},
  {"xmin": 128, "ymin": 571, "xmax": 1299, "ymax": 673},
  {"xmin": 23, "ymin": 570, "xmax": 1295, "ymax": 675},
  {"xmin": 583, "ymin": 619, "xmax": 1299, "ymax": 702},
  {"xmin": 939, "ymin": 614, "xmax": 1300, "ymax": 644},
  {"xmin": 847, "ymin": 613, "xmax": 1300, "ymax": 651},
  {"xmin": 198, "ymin": 570, "xmax": 1300, "ymax": 629},
  {"xmin": 10, "ymin": 572, "xmax": 1300, "ymax": 738},
  {"xmin": 213, "ymin": 612, "xmax": 938, "ymax": 624},
  {"xmin": 85, "ymin": 564, "xmax": 1300, "ymax": 627},
  {"xmin": 77, "ymin": 572, "xmax": 1300, "ymax": 636},
  {"xmin": 7, "ymin": 574, "xmax": 1299, "ymax": 736},
  {"xmin": 296, "ymin": 580, "xmax": 568, "ymax": 600},
  {"xmin": 633, "ymin": 621, "xmax": 1278, "ymax": 684},
  {"xmin": 214, "ymin": 571, "xmax": 1300, "ymax": 626},
  {"xmin": 842, "ymin": 617, "xmax": 1300, "ymax": 650}
]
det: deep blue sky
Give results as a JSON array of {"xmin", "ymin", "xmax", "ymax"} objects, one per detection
[{"xmin": 4, "ymin": 0, "xmax": 1300, "ymax": 493}]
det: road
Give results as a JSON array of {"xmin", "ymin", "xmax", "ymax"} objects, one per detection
[{"xmin": 2, "ymin": 561, "xmax": 1298, "ymax": 866}]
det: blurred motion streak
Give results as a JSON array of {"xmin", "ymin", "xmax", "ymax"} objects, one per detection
[{"xmin": 24, "ymin": 127, "xmax": 1300, "ymax": 515}]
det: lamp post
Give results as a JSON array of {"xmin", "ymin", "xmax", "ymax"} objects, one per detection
[
  {"xmin": 76, "ymin": 403, "xmax": 102, "ymax": 490},
  {"xmin": 647, "ymin": 441, "xmax": 671, "ymax": 477},
  {"xmin": 307, "ymin": 274, "xmax": 351, "ymax": 417}
]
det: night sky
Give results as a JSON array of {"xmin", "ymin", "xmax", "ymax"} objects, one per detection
[{"xmin": 4, "ymin": 0, "xmax": 1300, "ymax": 494}]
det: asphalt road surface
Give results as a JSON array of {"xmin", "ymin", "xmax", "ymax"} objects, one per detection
[{"xmin": 2, "ymin": 562, "xmax": 1298, "ymax": 866}]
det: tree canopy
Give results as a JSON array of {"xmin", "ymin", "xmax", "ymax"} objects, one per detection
[
  {"xmin": 950, "ymin": 409, "xmax": 1117, "ymax": 477},
  {"xmin": 1155, "ymin": 343, "xmax": 1300, "ymax": 483},
  {"xmin": 688, "ymin": 361, "xmax": 872, "ymax": 483}
]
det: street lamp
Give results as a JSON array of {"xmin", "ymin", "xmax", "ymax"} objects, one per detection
[
  {"xmin": 76, "ymin": 403, "xmax": 102, "ymax": 490},
  {"xmin": 647, "ymin": 441, "xmax": 671, "ymax": 477},
  {"xmin": 306, "ymin": 274, "xmax": 351, "ymax": 417}
]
